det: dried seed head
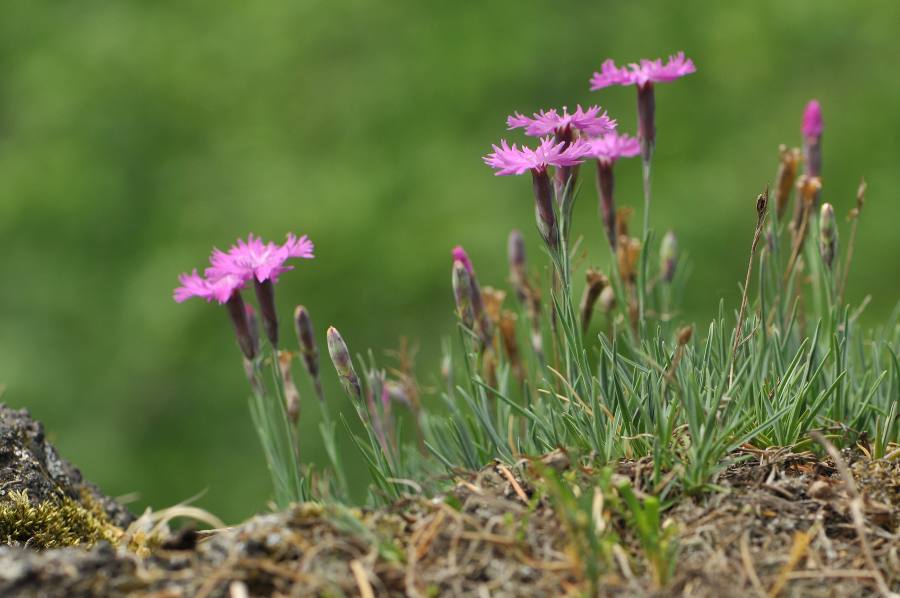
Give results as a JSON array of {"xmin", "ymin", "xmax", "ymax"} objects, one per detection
[
  {"xmin": 616, "ymin": 206, "xmax": 634, "ymax": 239},
  {"xmin": 819, "ymin": 202, "xmax": 837, "ymax": 269},
  {"xmin": 326, "ymin": 326, "xmax": 361, "ymax": 400},
  {"xmin": 849, "ymin": 178, "xmax": 867, "ymax": 220},
  {"xmin": 676, "ymin": 325, "xmax": 693, "ymax": 346},
  {"xmin": 797, "ymin": 175, "xmax": 822, "ymax": 206},
  {"xmin": 755, "ymin": 189, "xmax": 769, "ymax": 222},
  {"xmin": 452, "ymin": 260, "xmax": 475, "ymax": 329},
  {"xmin": 774, "ymin": 145, "xmax": 801, "ymax": 219},
  {"xmin": 617, "ymin": 237, "xmax": 641, "ymax": 283},
  {"xmin": 660, "ymin": 230, "xmax": 678, "ymax": 283},
  {"xmin": 481, "ymin": 286, "xmax": 506, "ymax": 324},
  {"xmin": 278, "ymin": 351, "xmax": 301, "ymax": 423},
  {"xmin": 498, "ymin": 310, "xmax": 522, "ymax": 380},
  {"xmin": 599, "ymin": 284, "xmax": 616, "ymax": 312},
  {"xmin": 579, "ymin": 268, "xmax": 609, "ymax": 331}
]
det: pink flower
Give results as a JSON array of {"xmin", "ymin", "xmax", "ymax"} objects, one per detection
[
  {"xmin": 583, "ymin": 132, "xmax": 641, "ymax": 165},
  {"xmin": 173, "ymin": 269, "xmax": 246, "ymax": 304},
  {"xmin": 507, "ymin": 105, "xmax": 616, "ymax": 137},
  {"xmin": 208, "ymin": 233, "xmax": 315, "ymax": 284},
  {"xmin": 590, "ymin": 52, "xmax": 696, "ymax": 90},
  {"xmin": 802, "ymin": 100, "xmax": 823, "ymax": 138},
  {"xmin": 483, "ymin": 137, "xmax": 590, "ymax": 176},
  {"xmin": 589, "ymin": 59, "xmax": 633, "ymax": 89}
]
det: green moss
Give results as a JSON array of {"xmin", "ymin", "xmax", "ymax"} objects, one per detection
[{"xmin": 0, "ymin": 489, "xmax": 122, "ymax": 549}]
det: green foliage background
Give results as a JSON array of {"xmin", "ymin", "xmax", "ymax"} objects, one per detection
[{"xmin": 1, "ymin": 1, "xmax": 898, "ymax": 523}]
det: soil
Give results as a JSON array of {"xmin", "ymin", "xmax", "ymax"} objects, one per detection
[{"xmin": 1, "ymin": 405, "xmax": 898, "ymax": 597}]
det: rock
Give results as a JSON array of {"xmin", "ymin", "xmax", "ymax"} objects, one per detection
[{"xmin": 0, "ymin": 404, "xmax": 134, "ymax": 547}]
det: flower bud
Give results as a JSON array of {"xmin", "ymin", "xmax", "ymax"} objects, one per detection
[
  {"xmin": 676, "ymin": 325, "xmax": 693, "ymax": 346},
  {"xmin": 294, "ymin": 305, "xmax": 324, "ymax": 401},
  {"xmin": 660, "ymin": 230, "xmax": 678, "ymax": 283},
  {"xmin": 254, "ymin": 279, "xmax": 279, "ymax": 347},
  {"xmin": 452, "ymin": 247, "xmax": 492, "ymax": 346},
  {"xmin": 452, "ymin": 260, "xmax": 475, "ymax": 330},
  {"xmin": 819, "ymin": 202, "xmax": 837, "ymax": 269},
  {"xmin": 225, "ymin": 291, "xmax": 256, "ymax": 360},
  {"xmin": 293, "ymin": 306, "xmax": 318, "ymax": 376},
  {"xmin": 327, "ymin": 326, "xmax": 360, "ymax": 400},
  {"xmin": 802, "ymin": 100, "xmax": 823, "ymax": 206},
  {"xmin": 595, "ymin": 161, "xmax": 617, "ymax": 249}
]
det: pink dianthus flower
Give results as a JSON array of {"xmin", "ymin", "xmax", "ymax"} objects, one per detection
[
  {"xmin": 583, "ymin": 132, "xmax": 641, "ymax": 165},
  {"xmin": 483, "ymin": 137, "xmax": 590, "ymax": 176},
  {"xmin": 174, "ymin": 269, "xmax": 246, "ymax": 305},
  {"xmin": 590, "ymin": 52, "xmax": 696, "ymax": 90},
  {"xmin": 507, "ymin": 105, "xmax": 616, "ymax": 138},
  {"xmin": 208, "ymin": 233, "xmax": 314, "ymax": 284}
]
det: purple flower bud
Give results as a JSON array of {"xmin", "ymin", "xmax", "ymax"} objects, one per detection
[
  {"xmin": 294, "ymin": 305, "xmax": 324, "ymax": 401},
  {"xmin": 224, "ymin": 291, "xmax": 256, "ymax": 361},
  {"xmin": 327, "ymin": 326, "xmax": 360, "ymax": 400},
  {"xmin": 595, "ymin": 161, "xmax": 617, "ymax": 249},
  {"xmin": 802, "ymin": 100, "xmax": 823, "ymax": 206},
  {"xmin": 819, "ymin": 203, "xmax": 837, "ymax": 269},
  {"xmin": 452, "ymin": 260, "xmax": 475, "ymax": 330}
]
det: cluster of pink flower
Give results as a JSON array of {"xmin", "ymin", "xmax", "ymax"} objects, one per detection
[
  {"xmin": 174, "ymin": 233, "xmax": 314, "ymax": 359},
  {"xmin": 483, "ymin": 52, "xmax": 695, "ymax": 250}
]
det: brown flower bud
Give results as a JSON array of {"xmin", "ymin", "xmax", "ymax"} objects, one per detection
[
  {"xmin": 327, "ymin": 326, "xmax": 360, "ymax": 400},
  {"xmin": 579, "ymin": 269, "xmax": 609, "ymax": 331},
  {"xmin": 774, "ymin": 145, "xmax": 800, "ymax": 219}
]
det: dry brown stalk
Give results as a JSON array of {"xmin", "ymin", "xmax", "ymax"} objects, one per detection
[
  {"xmin": 729, "ymin": 189, "xmax": 768, "ymax": 386},
  {"xmin": 839, "ymin": 178, "xmax": 867, "ymax": 304}
]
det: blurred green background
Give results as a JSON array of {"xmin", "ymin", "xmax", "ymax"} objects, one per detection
[{"xmin": 2, "ymin": 1, "xmax": 898, "ymax": 523}]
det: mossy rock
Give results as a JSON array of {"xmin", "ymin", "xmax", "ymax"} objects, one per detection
[{"xmin": 0, "ymin": 404, "xmax": 132, "ymax": 549}]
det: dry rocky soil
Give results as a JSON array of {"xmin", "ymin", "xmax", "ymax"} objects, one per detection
[{"xmin": 1, "ymin": 404, "xmax": 898, "ymax": 597}]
